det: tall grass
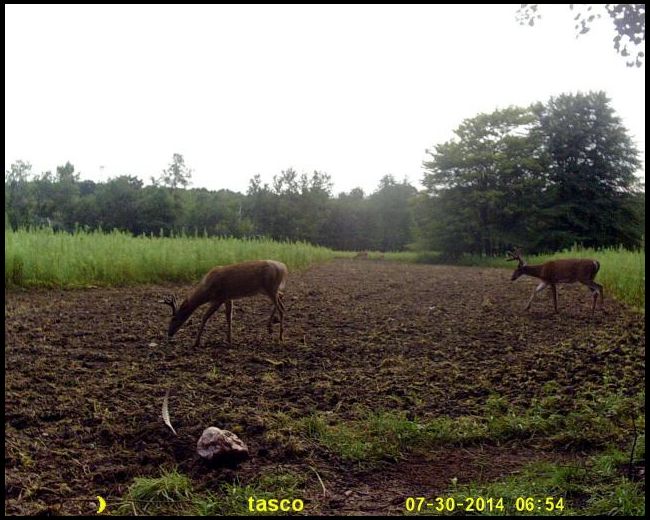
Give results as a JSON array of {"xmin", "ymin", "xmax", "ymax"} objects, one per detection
[
  {"xmin": 449, "ymin": 245, "xmax": 645, "ymax": 309},
  {"xmin": 5, "ymin": 228, "xmax": 335, "ymax": 288}
]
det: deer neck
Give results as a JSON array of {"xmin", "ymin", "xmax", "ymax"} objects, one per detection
[
  {"xmin": 186, "ymin": 287, "xmax": 211, "ymax": 309},
  {"xmin": 522, "ymin": 264, "xmax": 544, "ymax": 279}
]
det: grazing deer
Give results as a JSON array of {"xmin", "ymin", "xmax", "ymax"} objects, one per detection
[
  {"xmin": 507, "ymin": 248, "xmax": 603, "ymax": 315},
  {"xmin": 354, "ymin": 251, "xmax": 369, "ymax": 259},
  {"xmin": 160, "ymin": 260, "xmax": 288, "ymax": 347}
]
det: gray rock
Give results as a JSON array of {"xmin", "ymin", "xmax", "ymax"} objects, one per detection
[{"xmin": 196, "ymin": 427, "xmax": 249, "ymax": 464}]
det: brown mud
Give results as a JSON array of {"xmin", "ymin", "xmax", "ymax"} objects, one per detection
[{"xmin": 5, "ymin": 259, "xmax": 645, "ymax": 515}]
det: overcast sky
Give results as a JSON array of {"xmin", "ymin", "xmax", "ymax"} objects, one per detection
[{"xmin": 5, "ymin": 4, "xmax": 646, "ymax": 195}]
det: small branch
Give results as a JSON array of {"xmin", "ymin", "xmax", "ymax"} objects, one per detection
[
  {"xmin": 308, "ymin": 465, "xmax": 328, "ymax": 497},
  {"xmin": 628, "ymin": 416, "xmax": 638, "ymax": 480}
]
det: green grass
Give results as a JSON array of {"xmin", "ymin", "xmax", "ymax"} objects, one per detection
[
  {"xmin": 113, "ymin": 390, "xmax": 643, "ymax": 515},
  {"xmin": 421, "ymin": 451, "xmax": 645, "ymax": 516},
  {"xmin": 295, "ymin": 388, "xmax": 644, "ymax": 466},
  {"xmin": 5, "ymin": 228, "xmax": 335, "ymax": 288},
  {"xmin": 116, "ymin": 468, "xmax": 192, "ymax": 515},
  {"xmin": 116, "ymin": 467, "xmax": 306, "ymax": 516},
  {"xmin": 295, "ymin": 392, "xmax": 644, "ymax": 516}
]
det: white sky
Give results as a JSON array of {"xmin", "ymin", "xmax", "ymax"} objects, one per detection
[{"xmin": 5, "ymin": 4, "xmax": 646, "ymax": 195}]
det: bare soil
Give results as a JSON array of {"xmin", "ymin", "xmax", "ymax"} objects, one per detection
[{"xmin": 4, "ymin": 259, "xmax": 645, "ymax": 515}]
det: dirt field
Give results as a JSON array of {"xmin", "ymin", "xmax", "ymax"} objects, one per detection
[{"xmin": 5, "ymin": 259, "xmax": 645, "ymax": 515}]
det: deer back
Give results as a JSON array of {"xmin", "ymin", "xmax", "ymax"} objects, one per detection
[
  {"xmin": 539, "ymin": 259, "xmax": 600, "ymax": 283},
  {"xmin": 199, "ymin": 260, "xmax": 288, "ymax": 301}
]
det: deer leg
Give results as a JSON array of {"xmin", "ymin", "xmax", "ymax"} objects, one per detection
[
  {"xmin": 277, "ymin": 293, "xmax": 285, "ymax": 342},
  {"xmin": 268, "ymin": 306, "xmax": 276, "ymax": 334},
  {"xmin": 551, "ymin": 284, "xmax": 558, "ymax": 313},
  {"xmin": 584, "ymin": 286, "xmax": 597, "ymax": 316},
  {"xmin": 598, "ymin": 283, "xmax": 604, "ymax": 311},
  {"xmin": 582, "ymin": 281, "xmax": 604, "ymax": 315},
  {"xmin": 194, "ymin": 300, "xmax": 223, "ymax": 348},
  {"xmin": 524, "ymin": 282, "xmax": 547, "ymax": 310},
  {"xmin": 587, "ymin": 282, "xmax": 604, "ymax": 314},
  {"xmin": 267, "ymin": 292, "xmax": 285, "ymax": 341},
  {"xmin": 225, "ymin": 300, "xmax": 233, "ymax": 344}
]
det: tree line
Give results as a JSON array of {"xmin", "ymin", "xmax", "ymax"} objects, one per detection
[{"xmin": 5, "ymin": 91, "xmax": 645, "ymax": 256}]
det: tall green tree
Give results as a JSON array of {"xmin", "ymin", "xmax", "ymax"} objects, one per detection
[
  {"xmin": 422, "ymin": 106, "xmax": 544, "ymax": 256},
  {"xmin": 534, "ymin": 91, "xmax": 642, "ymax": 250},
  {"xmin": 5, "ymin": 160, "xmax": 34, "ymax": 229},
  {"xmin": 368, "ymin": 175, "xmax": 418, "ymax": 251},
  {"xmin": 94, "ymin": 175, "xmax": 144, "ymax": 232}
]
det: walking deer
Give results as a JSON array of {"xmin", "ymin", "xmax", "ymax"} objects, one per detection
[
  {"xmin": 507, "ymin": 249, "xmax": 603, "ymax": 315},
  {"xmin": 159, "ymin": 260, "xmax": 288, "ymax": 347}
]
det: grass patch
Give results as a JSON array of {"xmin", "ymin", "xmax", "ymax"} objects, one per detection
[
  {"xmin": 5, "ymin": 227, "xmax": 335, "ymax": 288},
  {"xmin": 298, "ymin": 389, "xmax": 644, "ymax": 466},
  {"xmin": 419, "ymin": 450, "xmax": 645, "ymax": 516},
  {"xmin": 116, "ymin": 468, "xmax": 192, "ymax": 515},
  {"xmin": 193, "ymin": 474, "xmax": 305, "ymax": 516},
  {"xmin": 117, "ymin": 467, "xmax": 307, "ymax": 516},
  {"xmin": 300, "ymin": 411, "xmax": 422, "ymax": 463}
]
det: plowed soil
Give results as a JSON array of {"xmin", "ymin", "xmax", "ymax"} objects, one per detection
[{"xmin": 5, "ymin": 259, "xmax": 645, "ymax": 515}]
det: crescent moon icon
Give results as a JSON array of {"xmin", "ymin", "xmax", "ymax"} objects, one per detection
[{"xmin": 97, "ymin": 495, "xmax": 107, "ymax": 514}]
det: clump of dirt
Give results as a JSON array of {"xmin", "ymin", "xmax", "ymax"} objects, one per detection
[{"xmin": 5, "ymin": 260, "xmax": 645, "ymax": 515}]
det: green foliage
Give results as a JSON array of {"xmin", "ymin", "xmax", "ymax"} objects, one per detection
[
  {"xmin": 5, "ymin": 93, "xmax": 644, "ymax": 256},
  {"xmin": 443, "ymin": 452, "xmax": 644, "ymax": 516},
  {"xmin": 117, "ymin": 468, "xmax": 192, "ymax": 515},
  {"xmin": 193, "ymin": 472, "xmax": 305, "ymax": 516},
  {"xmin": 5, "ymin": 160, "xmax": 35, "ymax": 230},
  {"xmin": 422, "ymin": 105, "xmax": 548, "ymax": 256},
  {"xmin": 300, "ymin": 411, "xmax": 421, "ymax": 464},
  {"xmin": 117, "ymin": 467, "xmax": 306, "ymax": 516},
  {"xmin": 5, "ymin": 228, "xmax": 334, "ymax": 288},
  {"xmin": 299, "ymin": 387, "xmax": 643, "ymax": 466},
  {"xmin": 420, "ymin": 92, "xmax": 643, "ymax": 257},
  {"xmin": 534, "ymin": 92, "xmax": 642, "ymax": 251},
  {"xmin": 5, "ymin": 156, "xmax": 422, "ymax": 253}
]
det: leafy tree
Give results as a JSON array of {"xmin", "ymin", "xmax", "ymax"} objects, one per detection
[
  {"xmin": 420, "ymin": 93, "xmax": 642, "ymax": 257},
  {"xmin": 157, "ymin": 153, "xmax": 192, "ymax": 189},
  {"xmin": 246, "ymin": 169, "xmax": 335, "ymax": 243},
  {"xmin": 94, "ymin": 176, "xmax": 144, "ymax": 232},
  {"xmin": 534, "ymin": 91, "xmax": 642, "ymax": 250},
  {"xmin": 368, "ymin": 175, "xmax": 418, "ymax": 251},
  {"xmin": 422, "ymin": 106, "xmax": 544, "ymax": 256},
  {"xmin": 516, "ymin": 4, "xmax": 646, "ymax": 67},
  {"xmin": 50, "ymin": 162, "xmax": 81, "ymax": 230},
  {"xmin": 5, "ymin": 160, "xmax": 34, "ymax": 229},
  {"xmin": 138, "ymin": 185, "xmax": 176, "ymax": 235},
  {"xmin": 320, "ymin": 188, "xmax": 372, "ymax": 250}
]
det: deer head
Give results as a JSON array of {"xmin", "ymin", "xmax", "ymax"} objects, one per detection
[
  {"xmin": 506, "ymin": 248, "xmax": 526, "ymax": 281},
  {"xmin": 159, "ymin": 294, "xmax": 189, "ymax": 337}
]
